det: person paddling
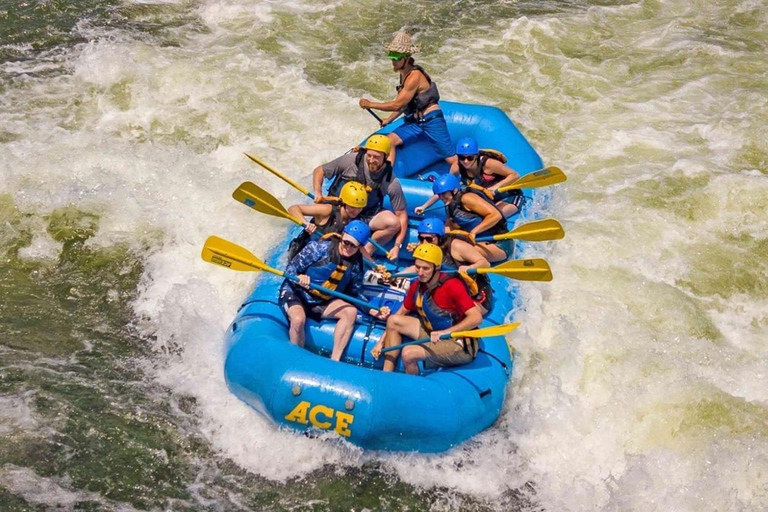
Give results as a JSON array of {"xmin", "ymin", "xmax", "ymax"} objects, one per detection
[
  {"xmin": 417, "ymin": 137, "xmax": 526, "ymax": 218},
  {"xmin": 371, "ymin": 243, "xmax": 483, "ymax": 374},
  {"xmin": 279, "ymin": 221, "xmax": 389, "ymax": 361},
  {"xmin": 286, "ymin": 181, "xmax": 368, "ymax": 260},
  {"xmin": 431, "ymin": 174, "xmax": 511, "ymax": 263},
  {"xmin": 358, "ymin": 31, "xmax": 456, "ymax": 167},
  {"xmin": 312, "ymin": 135, "xmax": 408, "ymax": 261},
  {"xmin": 406, "ymin": 217, "xmax": 494, "ymax": 315}
]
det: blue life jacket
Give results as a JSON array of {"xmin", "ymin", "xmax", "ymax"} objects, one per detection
[
  {"xmin": 413, "ymin": 273, "xmax": 458, "ymax": 332},
  {"xmin": 291, "ymin": 235, "xmax": 363, "ymax": 306}
]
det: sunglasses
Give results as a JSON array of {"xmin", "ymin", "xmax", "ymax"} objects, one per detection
[
  {"xmin": 458, "ymin": 155, "xmax": 477, "ymax": 162},
  {"xmin": 418, "ymin": 235, "xmax": 437, "ymax": 243},
  {"xmin": 341, "ymin": 239, "xmax": 361, "ymax": 250}
]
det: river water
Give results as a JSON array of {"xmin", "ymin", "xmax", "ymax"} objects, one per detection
[{"xmin": 1, "ymin": 0, "xmax": 767, "ymax": 510}]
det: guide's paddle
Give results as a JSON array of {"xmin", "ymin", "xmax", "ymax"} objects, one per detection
[
  {"xmin": 380, "ymin": 322, "xmax": 520, "ymax": 354},
  {"xmin": 244, "ymin": 153, "xmax": 316, "ymax": 200},
  {"xmin": 496, "ymin": 166, "xmax": 566, "ymax": 194},
  {"xmin": 201, "ymin": 236, "xmax": 378, "ymax": 313},
  {"xmin": 366, "ymin": 108, "xmax": 383, "ymax": 124},
  {"xmin": 232, "ymin": 182, "xmax": 390, "ymax": 255},
  {"xmin": 475, "ymin": 218, "xmax": 565, "ymax": 243},
  {"xmin": 391, "ymin": 258, "xmax": 553, "ymax": 282}
]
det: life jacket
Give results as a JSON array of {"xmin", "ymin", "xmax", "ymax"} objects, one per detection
[
  {"xmin": 286, "ymin": 202, "xmax": 344, "ymax": 260},
  {"xmin": 299, "ymin": 235, "xmax": 362, "ymax": 305},
  {"xmin": 440, "ymin": 233, "xmax": 493, "ymax": 310},
  {"xmin": 414, "ymin": 273, "xmax": 458, "ymax": 332},
  {"xmin": 397, "ymin": 65, "xmax": 440, "ymax": 119},
  {"xmin": 327, "ymin": 150, "xmax": 393, "ymax": 219},
  {"xmin": 445, "ymin": 188, "xmax": 507, "ymax": 239},
  {"xmin": 458, "ymin": 150, "xmax": 507, "ymax": 188}
]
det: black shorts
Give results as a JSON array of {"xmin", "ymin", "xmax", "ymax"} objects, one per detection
[{"xmin": 278, "ymin": 287, "xmax": 327, "ymax": 321}]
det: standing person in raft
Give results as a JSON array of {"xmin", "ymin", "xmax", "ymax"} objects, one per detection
[
  {"xmin": 370, "ymin": 243, "xmax": 482, "ymax": 375},
  {"xmin": 279, "ymin": 221, "xmax": 389, "ymax": 361},
  {"xmin": 432, "ymin": 173, "xmax": 511, "ymax": 263},
  {"xmin": 312, "ymin": 134, "xmax": 408, "ymax": 261},
  {"xmin": 285, "ymin": 181, "xmax": 368, "ymax": 260},
  {"xmin": 358, "ymin": 31, "xmax": 456, "ymax": 167}
]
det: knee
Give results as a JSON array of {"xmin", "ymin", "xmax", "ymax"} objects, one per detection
[
  {"xmin": 401, "ymin": 346, "xmax": 420, "ymax": 364},
  {"xmin": 289, "ymin": 312, "xmax": 306, "ymax": 329},
  {"xmin": 386, "ymin": 315, "xmax": 402, "ymax": 330},
  {"xmin": 340, "ymin": 307, "xmax": 357, "ymax": 324}
]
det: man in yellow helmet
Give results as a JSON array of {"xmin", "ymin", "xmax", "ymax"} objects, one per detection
[
  {"xmin": 370, "ymin": 243, "xmax": 483, "ymax": 374},
  {"xmin": 285, "ymin": 182, "xmax": 369, "ymax": 260},
  {"xmin": 312, "ymin": 134, "xmax": 408, "ymax": 261}
]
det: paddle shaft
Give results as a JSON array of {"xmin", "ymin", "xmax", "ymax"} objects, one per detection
[
  {"xmin": 380, "ymin": 334, "xmax": 440, "ymax": 354},
  {"xmin": 210, "ymin": 243, "xmax": 375, "ymax": 312},
  {"xmin": 245, "ymin": 153, "xmax": 316, "ymax": 200},
  {"xmin": 366, "ymin": 108, "xmax": 383, "ymax": 123}
]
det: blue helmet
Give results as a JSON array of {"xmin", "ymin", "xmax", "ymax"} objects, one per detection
[
  {"xmin": 432, "ymin": 173, "xmax": 461, "ymax": 195},
  {"xmin": 417, "ymin": 217, "xmax": 445, "ymax": 236},
  {"xmin": 343, "ymin": 220, "xmax": 371, "ymax": 246},
  {"xmin": 456, "ymin": 137, "xmax": 479, "ymax": 156}
]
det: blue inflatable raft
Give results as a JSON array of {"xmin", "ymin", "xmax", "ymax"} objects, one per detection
[{"xmin": 224, "ymin": 101, "xmax": 544, "ymax": 452}]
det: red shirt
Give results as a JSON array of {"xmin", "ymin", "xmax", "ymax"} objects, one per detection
[{"xmin": 403, "ymin": 274, "xmax": 476, "ymax": 319}]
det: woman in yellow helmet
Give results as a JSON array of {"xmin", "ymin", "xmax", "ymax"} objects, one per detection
[
  {"xmin": 370, "ymin": 243, "xmax": 483, "ymax": 375},
  {"xmin": 286, "ymin": 182, "xmax": 369, "ymax": 260},
  {"xmin": 312, "ymin": 134, "xmax": 408, "ymax": 261}
]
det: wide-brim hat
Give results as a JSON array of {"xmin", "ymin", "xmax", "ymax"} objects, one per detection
[{"xmin": 383, "ymin": 31, "xmax": 420, "ymax": 54}]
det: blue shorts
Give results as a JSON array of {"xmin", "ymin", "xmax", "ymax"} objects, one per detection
[{"xmin": 393, "ymin": 110, "xmax": 454, "ymax": 159}]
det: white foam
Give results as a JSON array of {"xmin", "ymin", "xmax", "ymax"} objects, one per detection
[{"xmin": 3, "ymin": 0, "xmax": 768, "ymax": 507}]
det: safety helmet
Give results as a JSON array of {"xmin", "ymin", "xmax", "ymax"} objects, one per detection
[
  {"xmin": 417, "ymin": 217, "xmax": 445, "ymax": 236},
  {"xmin": 343, "ymin": 220, "xmax": 371, "ymax": 246},
  {"xmin": 413, "ymin": 243, "xmax": 443, "ymax": 267},
  {"xmin": 432, "ymin": 173, "xmax": 461, "ymax": 195},
  {"xmin": 339, "ymin": 181, "xmax": 368, "ymax": 208},
  {"xmin": 364, "ymin": 134, "xmax": 391, "ymax": 155},
  {"xmin": 456, "ymin": 137, "xmax": 479, "ymax": 156}
]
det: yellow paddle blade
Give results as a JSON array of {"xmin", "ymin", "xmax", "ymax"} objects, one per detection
[
  {"xmin": 450, "ymin": 322, "xmax": 521, "ymax": 339},
  {"xmin": 477, "ymin": 258, "xmax": 553, "ymax": 281},
  {"xmin": 497, "ymin": 166, "xmax": 567, "ymax": 193},
  {"xmin": 244, "ymin": 153, "xmax": 312, "ymax": 197},
  {"xmin": 232, "ymin": 181, "xmax": 304, "ymax": 226},
  {"xmin": 494, "ymin": 218, "xmax": 565, "ymax": 242},
  {"xmin": 201, "ymin": 236, "xmax": 282, "ymax": 275}
]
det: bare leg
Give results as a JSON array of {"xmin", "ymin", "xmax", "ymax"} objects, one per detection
[
  {"xmin": 387, "ymin": 132, "xmax": 402, "ymax": 167},
  {"xmin": 476, "ymin": 242, "xmax": 508, "ymax": 263},
  {"xmin": 497, "ymin": 200, "xmax": 520, "ymax": 218},
  {"xmin": 286, "ymin": 304, "xmax": 307, "ymax": 347},
  {"xmin": 364, "ymin": 210, "xmax": 400, "ymax": 254},
  {"xmin": 381, "ymin": 315, "xmax": 423, "ymax": 372},
  {"xmin": 402, "ymin": 345, "xmax": 430, "ymax": 375},
  {"xmin": 322, "ymin": 300, "xmax": 358, "ymax": 361}
]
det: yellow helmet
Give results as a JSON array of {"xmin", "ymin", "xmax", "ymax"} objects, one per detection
[
  {"xmin": 339, "ymin": 181, "xmax": 368, "ymax": 208},
  {"xmin": 413, "ymin": 243, "xmax": 443, "ymax": 267},
  {"xmin": 364, "ymin": 134, "xmax": 391, "ymax": 155}
]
